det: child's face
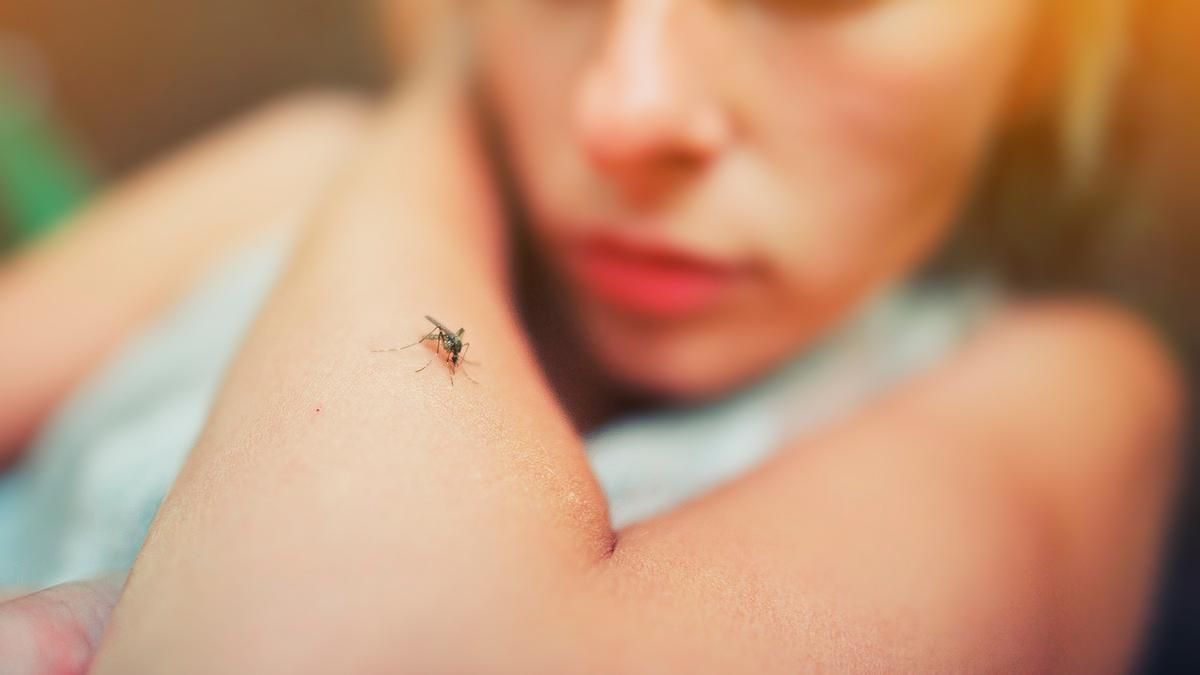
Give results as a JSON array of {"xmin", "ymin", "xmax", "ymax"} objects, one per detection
[{"xmin": 471, "ymin": 0, "xmax": 1037, "ymax": 399}]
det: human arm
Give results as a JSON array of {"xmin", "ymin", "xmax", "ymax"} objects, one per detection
[{"xmin": 89, "ymin": 78, "xmax": 1184, "ymax": 674}]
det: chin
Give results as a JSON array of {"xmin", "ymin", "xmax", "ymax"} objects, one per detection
[
  {"xmin": 581, "ymin": 314, "xmax": 785, "ymax": 404},
  {"xmin": 609, "ymin": 364, "xmax": 737, "ymax": 403}
]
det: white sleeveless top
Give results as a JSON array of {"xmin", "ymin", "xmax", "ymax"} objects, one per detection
[{"xmin": 0, "ymin": 232, "xmax": 999, "ymax": 588}]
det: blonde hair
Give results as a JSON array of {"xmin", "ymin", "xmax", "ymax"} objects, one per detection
[
  {"xmin": 1059, "ymin": 0, "xmax": 1132, "ymax": 188},
  {"xmin": 943, "ymin": 0, "xmax": 1145, "ymax": 286}
]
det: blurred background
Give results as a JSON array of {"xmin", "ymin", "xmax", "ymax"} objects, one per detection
[
  {"xmin": 0, "ymin": 0, "xmax": 387, "ymax": 244},
  {"xmin": 0, "ymin": 0, "xmax": 1196, "ymax": 671}
]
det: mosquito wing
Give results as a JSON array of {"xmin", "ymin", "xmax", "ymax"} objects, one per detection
[{"xmin": 425, "ymin": 315, "xmax": 453, "ymax": 334}]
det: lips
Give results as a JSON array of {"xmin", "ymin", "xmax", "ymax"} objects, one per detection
[{"xmin": 567, "ymin": 232, "xmax": 743, "ymax": 318}]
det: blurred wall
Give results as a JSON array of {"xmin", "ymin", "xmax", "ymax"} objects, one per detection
[{"xmin": 0, "ymin": 0, "xmax": 387, "ymax": 178}]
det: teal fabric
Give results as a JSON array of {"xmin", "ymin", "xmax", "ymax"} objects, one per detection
[{"xmin": 0, "ymin": 235, "xmax": 290, "ymax": 586}]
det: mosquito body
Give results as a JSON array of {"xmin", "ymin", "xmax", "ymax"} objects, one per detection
[{"xmin": 374, "ymin": 315, "xmax": 476, "ymax": 384}]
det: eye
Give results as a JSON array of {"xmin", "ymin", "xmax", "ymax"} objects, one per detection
[{"xmin": 737, "ymin": 0, "xmax": 877, "ymax": 17}]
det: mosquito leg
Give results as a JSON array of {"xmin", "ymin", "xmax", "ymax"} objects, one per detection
[
  {"xmin": 416, "ymin": 332, "xmax": 451, "ymax": 376},
  {"xmin": 444, "ymin": 339, "xmax": 457, "ymax": 386},
  {"xmin": 458, "ymin": 365, "xmax": 478, "ymax": 385},
  {"xmin": 458, "ymin": 343, "xmax": 479, "ymax": 384},
  {"xmin": 372, "ymin": 330, "xmax": 438, "ymax": 353},
  {"xmin": 457, "ymin": 341, "xmax": 482, "ymax": 368}
]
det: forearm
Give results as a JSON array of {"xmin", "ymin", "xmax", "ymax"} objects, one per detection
[{"xmin": 90, "ymin": 88, "xmax": 614, "ymax": 673}]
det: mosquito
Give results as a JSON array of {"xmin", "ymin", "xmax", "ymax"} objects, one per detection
[{"xmin": 373, "ymin": 315, "xmax": 477, "ymax": 385}]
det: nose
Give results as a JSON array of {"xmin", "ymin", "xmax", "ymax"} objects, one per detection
[{"xmin": 573, "ymin": 0, "xmax": 732, "ymax": 205}]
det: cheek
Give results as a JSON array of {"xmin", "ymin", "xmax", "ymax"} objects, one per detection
[
  {"xmin": 744, "ymin": 7, "xmax": 1033, "ymax": 293},
  {"xmin": 767, "ymin": 65, "xmax": 971, "ymax": 292},
  {"xmin": 475, "ymin": 10, "xmax": 598, "ymax": 228}
]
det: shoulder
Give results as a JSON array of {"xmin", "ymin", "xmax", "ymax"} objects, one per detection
[
  {"xmin": 885, "ymin": 296, "xmax": 1184, "ymax": 670},
  {"xmin": 958, "ymin": 296, "xmax": 1184, "ymax": 450},
  {"xmin": 915, "ymin": 294, "xmax": 1185, "ymax": 522},
  {"xmin": 977, "ymin": 297, "xmax": 1182, "ymax": 396},
  {"xmin": 161, "ymin": 88, "xmax": 373, "ymax": 180},
  {"xmin": 109, "ymin": 88, "xmax": 374, "ymax": 209},
  {"xmin": 73, "ymin": 89, "xmax": 377, "ymax": 256},
  {"xmin": 205, "ymin": 88, "xmax": 373, "ymax": 157}
]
